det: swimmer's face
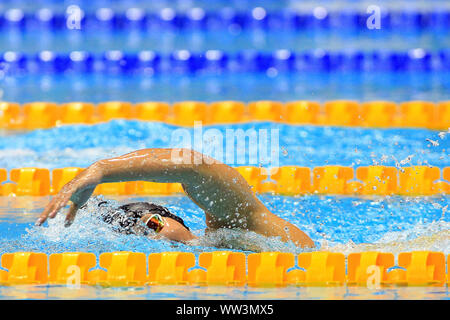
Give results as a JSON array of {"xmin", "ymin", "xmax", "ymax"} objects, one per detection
[{"xmin": 139, "ymin": 214, "xmax": 197, "ymax": 243}]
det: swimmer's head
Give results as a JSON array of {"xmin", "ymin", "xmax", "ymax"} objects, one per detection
[
  {"xmin": 119, "ymin": 202, "xmax": 190, "ymax": 232},
  {"xmin": 99, "ymin": 201, "xmax": 194, "ymax": 242}
]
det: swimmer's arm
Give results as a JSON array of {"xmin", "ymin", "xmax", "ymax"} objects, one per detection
[
  {"xmin": 98, "ymin": 150, "xmax": 316, "ymax": 248},
  {"xmin": 37, "ymin": 147, "xmax": 315, "ymax": 249},
  {"xmin": 37, "ymin": 148, "xmax": 212, "ymax": 225},
  {"xmin": 251, "ymin": 210, "xmax": 316, "ymax": 248}
]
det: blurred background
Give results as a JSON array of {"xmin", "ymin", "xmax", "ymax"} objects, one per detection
[{"xmin": 0, "ymin": 0, "xmax": 449, "ymax": 102}]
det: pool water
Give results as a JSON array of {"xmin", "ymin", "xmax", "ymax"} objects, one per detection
[
  {"xmin": 2, "ymin": 72, "xmax": 450, "ymax": 103},
  {"xmin": 1, "ymin": 0, "xmax": 450, "ymax": 300},
  {"xmin": 0, "ymin": 283, "xmax": 447, "ymax": 300},
  {"xmin": 1, "ymin": 194, "xmax": 449, "ymax": 255},
  {"xmin": 0, "ymin": 121, "xmax": 449, "ymax": 169},
  {"xmin": 0, "ymin": 194, "xmax": 448, "ymax": 299},
  {"xmin": 2, "ymin": 30, "xmax": 450, "ymax": 53},
  {"xmin": 0, "ymin": 106, "xmax": 449, "ymax": 300}
]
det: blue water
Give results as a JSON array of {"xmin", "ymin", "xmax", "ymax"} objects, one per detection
[
  {"xmin": 0, "ymin": 0, "xmax": 321, "ymax": 12},
  {"xmin": 2, "ymin": 30, "xmax": 449, "ymax": 53},
  {"xmin": 1, "ymin": 121, "xmax": 448, "ymax": 255},
  {"xmin": 0, "ymin": 195, "xmax": 448, "ymax": 255},
  {"xmin": 0, "ymin": 121, "xmax": 448, "ymax": 169},
  {"xmin": 0, "ymin": 185, "xmax": 448, "ymax": 299},
  {"xmin": 0, "ymin": 0, "xmax": 449, "ymax": 299},
  {"xmin": 0, "ymin": 0, "xmax": 446, "ymax": 11},
  {"xmin": 2, "ymin": 72, "xmax": 450, "ymax": 103},
  {"xmin": 0, "ymin": 121, "xmax": 448, "ymax": 293}
]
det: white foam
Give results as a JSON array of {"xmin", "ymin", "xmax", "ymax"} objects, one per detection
[
  {"xmin": 324, "ymin": 220, "xmax": 450, "ymax": 255},
  {"xmin": 16, "ymin": 196, "xmax": 450, "ymax": 255}
]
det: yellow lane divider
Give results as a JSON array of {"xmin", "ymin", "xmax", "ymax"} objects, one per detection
[
  {"xmin": 0, "ymin": 166, "xmax": 449, "ymax": 196},
  {"xmin": 1, "ymin": 100, "xmax": 449, "ymax": 130},
  {"xmin": 0, "ymin": 251, "xmax": 447, "ymax": 287}
]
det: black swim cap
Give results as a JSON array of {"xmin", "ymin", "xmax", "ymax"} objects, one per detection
[
  {"xmin": 118, "ymin": 202, "xmax": 190, "ymax": 231},
  {"xmin": 99, "ymin": 201, "xmax": 190, "ymax": 235}
]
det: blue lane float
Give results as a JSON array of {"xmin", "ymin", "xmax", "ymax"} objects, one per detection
[
  {"xmin": 0, "ymin": 7, "xmax": 449, "ymax": 31},
  {"xmin": 0, "ymin": 49, "xmax": 448, "ymax": 75}
]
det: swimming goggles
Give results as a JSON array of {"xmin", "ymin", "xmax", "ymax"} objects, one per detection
[{"xmin": 144, "ymin": 214, "xmax": 165, "ymax": 233}]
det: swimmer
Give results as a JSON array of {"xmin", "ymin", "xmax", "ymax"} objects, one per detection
[{"xmin": 36, "ymin": 148, "xmax": 315, "ymax": 248}]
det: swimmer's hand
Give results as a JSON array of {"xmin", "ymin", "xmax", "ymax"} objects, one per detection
[{"xmin": 36, "ymin": 163, "xmax": 103, "ymax": 227}]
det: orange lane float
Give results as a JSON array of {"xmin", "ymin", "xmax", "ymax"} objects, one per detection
[
  {"xmin": 296, "ymin": 252, "xmax": 346, "ymax": 286},
  {"xmin": 49, "ymin": 252, "xmax": 96, "ymax": 285},
  {"xmin": 386, "ymin": 251, "xmax": 446, "ymax": 286},
  {"xmin": 0, "ymin": 102, "xmax": 22, "ymax": 129},
  {"xmin": 355, "ymin": 166, "xmax": 398, "ymax": 195},
  {"xmin": 247, "ymin": 252, "xmax": 295, "ymax": 287},
  {"xmin": 321, "ymin": 100, "xmax": 361, "ymax": 126},
  {"xmin": 312, "ymin": 166, "xmax": 354, "ymax": 194},
  {"xmin": 0, "ymin": 169, "xmax": 6, "ymax": 185},
  {"xmin": 360, "ymin": 101, "xmax": 398, "ymax": 128},
  {"xmin": 0, "ymin": 252, "xmax": 48, "ymax": 285},
  {"xmin": 96, "ymin": 101, "xmax": 134, "ymax": 121},
  {"xmin": 192, "ymin": 251, "xmax": 246, "ymax": 286},
  {"xmin": 284, "ymin": 101, "xmax": 320, "ymax": 124},
  {"xmin": 51, "ymin": 167, "xmax": 83, "ymax": 194},
  {"xmin": 60, "ymin": 102, "xmax": 95, "ymax": 124},
  {"xmin": 93, "ymin": 182, "xmax": 138, "ymax": 196},
  {"xmin": 236, "ymin": 166, "xmax": 272, "ymax": 193},
  {"xmin": 436, "ymin": 101, "xmax": 450, "ymax": 130},
  {"xmin": 135, "ymin": 102, "xmax": 170, "ymax": 122},
  {"xmin": 148, "ymin": 252, "xmax": 196, "ymax": 285},
  {"xmin": 347, "ymin": 252, "xmax": 395, "ymax": 285},
  {"xmin": 171, "ymin": 101, "xmax": 208, "ymax": 126},
  {"xmin": 269, "ymin": 166, "xmax": 311, "ymax": 195},
  {"xmin": 398, "ymin": 101, "xmax": 437, "ymax": 128},
  {"xmin": 0, "ymin": 251, "xmax": 448, "ymax": 287},
  {"xmin": 90, "ymin": 252, "xmax": 148, "ymax": 286},
  {"xmin": 0, "ymin": 166, "xmax": 449, "ymax": 196},
  {"xmin": 209, "ymin": 101, "xmax": 246, "ymax": 124},
  {"xmin": 23, "ymin": 102, "xmax": 60, "ymax": 129},
  {"xmin": 9, "ymin": 168, "xmax": 50, "ymax": 196},
  {"xmin": 1, "ymin": 100, "xmax": 448, "ymax": 129},
  {"xmin": 248, "ymin": 100, "xmax": 284, "ymax": 122},
  {"xmin": 398, "ymin": 166, "xmax": 441, "ymax": 195}
]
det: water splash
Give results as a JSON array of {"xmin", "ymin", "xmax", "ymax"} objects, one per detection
[
  {"xmin": 3, "ymin": 196, "xmax": 306, "ymax": 254},
  {"xmin": 0, "ymin": 195, "xmax": 447, "ymax": 255},
  {"xmin": 325, "ymin": 220, "xmax": 450, "ymax": 256}
]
